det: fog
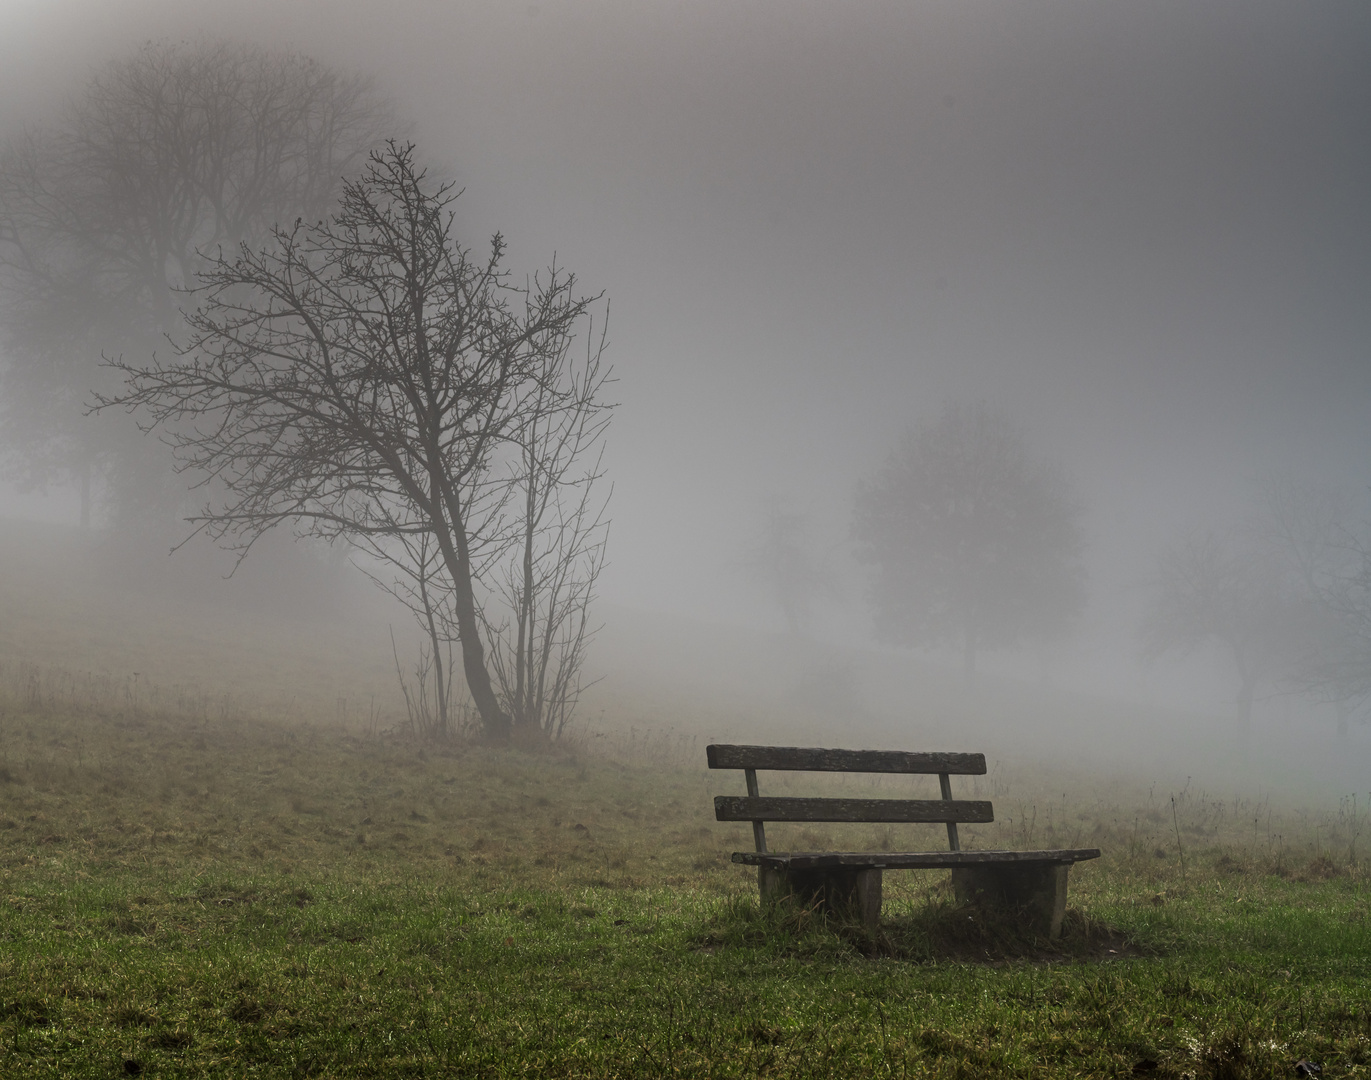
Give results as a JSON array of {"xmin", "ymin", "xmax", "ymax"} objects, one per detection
[{"xmin": 2, "ymin": 1, "xmax": 1369, "ymax": 786}]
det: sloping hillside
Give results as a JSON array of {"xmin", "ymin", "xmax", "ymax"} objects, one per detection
[{"xmin": 0, "ymin": 516, "xmax": 1363, "ymax": 800}]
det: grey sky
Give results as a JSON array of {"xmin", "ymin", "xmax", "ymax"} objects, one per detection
[{"xmin": 3, "ymin": 0, "xmax": 1369, "ymax": 641}]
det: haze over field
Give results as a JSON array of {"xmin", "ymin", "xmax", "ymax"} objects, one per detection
[{"xmin": 1, "ymin": 1, "xmax": 1369, "ymax": 771}]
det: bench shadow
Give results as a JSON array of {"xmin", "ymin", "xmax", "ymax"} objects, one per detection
[
  {"xmin": 874, "ymin": 897, "xmax": 1144, "ymax": 963},
  {"xmin": 695, "ymin": 890, "xmax": 1145, "ymax": 965}
]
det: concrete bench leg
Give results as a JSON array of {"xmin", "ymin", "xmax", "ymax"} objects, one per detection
[
  {"xmin": 758, "ymin": 866, "xmax": 883, "ymax": 933},
  {"xmin": 950, "ymin": 862, "xmax": 1070, "ymax": 938}
]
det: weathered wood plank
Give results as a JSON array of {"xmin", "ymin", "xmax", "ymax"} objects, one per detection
[
  {"xmin": 714, "ymin": 795, "xmax": 994, "ymax": 824},
  {"xmin": 707, "ymin": 744, "xmax": 986, "ymax": 774},
  {"xmin": 731, "ymin": 848, "xmax": 1101, "ymax": 869}
]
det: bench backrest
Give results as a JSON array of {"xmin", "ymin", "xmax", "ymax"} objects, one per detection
[{"xmin": 706, "ymin": 743, "xmax": 991, "ymax": 854}]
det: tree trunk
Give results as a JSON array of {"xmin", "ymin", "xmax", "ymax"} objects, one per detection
[
  {"xmin": 450, "ymin": 571, "xmax": 508, "ymax": 742},
  {"xmin": 430, "ymin": 474, "xmax": 509, "ymax": 743}
]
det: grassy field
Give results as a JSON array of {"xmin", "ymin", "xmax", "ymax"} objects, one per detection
[
  {"xmin": 0, "ymin": 519, "xmax": 1369, "ymax": 1077},
  {"xmin": 1, "ymin": 676, "xmax": 1369, "ymax": 1079}
]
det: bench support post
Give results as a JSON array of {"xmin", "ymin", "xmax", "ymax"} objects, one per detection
[
  {"xmin": 950, "ymin": 862, "xmax": 1070, "ymax": 938},
  {"xmin": 758, "ymin": 866, "xmax": 883, "ymax": 934}
]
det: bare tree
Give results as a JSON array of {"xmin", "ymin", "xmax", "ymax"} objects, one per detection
[
  {"xmin": 742, "ymin": 498, "xmax": 835, "ymax": 636},
  {"xmin": 853, "ymin": 401, "xmax": 1087, "ymax": 682},
  {"xmin": 1314, "ymin": 536, "xmax": 1371, "ymax": 713},
  {"xmin": 1257, "ymin": 480, "xmax": 1355, "ymax": 595},
  {"xmin": 1252, "ymin": 480, "xmax": 1367, "ymax": 734},
  {"xmin": 94, "ymin": 143, "xmax": 612, "ymax": 743},
  {"xmin": 0, "ymin": 39, "xmax": 396, "ymax": 529},
  {"xmin": 1141, "ymin": 530, "xmax": 1317, "ymax": 749}
]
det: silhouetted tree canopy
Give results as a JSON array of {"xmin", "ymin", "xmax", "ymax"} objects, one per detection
[
  {"xmin": 0, "ymin": 39, "xmax": 397, "ymax": 529},
  {"xmin": 853, "ymin": 401, "xmax": 1087, "ymax": 680}
]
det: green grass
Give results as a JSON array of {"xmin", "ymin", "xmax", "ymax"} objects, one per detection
[{"xmin": 2, "ymin": 690, "xmax": 1370, "ymax": 1078}]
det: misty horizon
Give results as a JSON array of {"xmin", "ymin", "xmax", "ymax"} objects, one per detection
[{"xmin": 1, "ymin": 1, "xmax": 1369, "ymax": 744}]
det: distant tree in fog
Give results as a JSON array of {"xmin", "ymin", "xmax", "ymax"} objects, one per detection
[
  {"xmin": 94, "ymin": 144, "xmax": 613, "ymax": 744},
  {"xmin": 0, "ymin": 40, "xmax": 396, "ymax": 531},
  {"xmin": 853, "ymin": 401, "xmax": 1087, "ymax": 682},
  {"xmin": 1141, "ymin": 530, "xmax": 1318, "ymax": 748},
  {"xmin": 1311, "ymin": 537, "xmax": 1371, "ymax": 716},
  {"xmin": 742, "ymin": 498, "xmax": 834, "ymax": 635},
  {"xmin": 1257, "ymin": 480, "xmax": 1371, "ymax": 732}
]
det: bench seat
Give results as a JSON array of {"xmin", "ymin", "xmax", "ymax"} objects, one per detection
[{"xmin": 733, "ymin": 848, "xmax": 1101, "ymax": 871}]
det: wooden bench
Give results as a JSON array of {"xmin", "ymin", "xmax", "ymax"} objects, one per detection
[{"xmin": 707, "ymin": 744, "xmax": 1100, "ymax": 938}]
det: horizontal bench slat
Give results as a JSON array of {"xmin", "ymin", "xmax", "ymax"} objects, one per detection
[
  {"xmin": 714, "ymin": 795, "xmax": 994, "ymax": 824},
  {"xmin": 706, "ymin": 744, "xmax": 986, "ymax": 775},
  {"xmin": 732, "ymin": 848, "xmax": 1101, "ymax": 869}
]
